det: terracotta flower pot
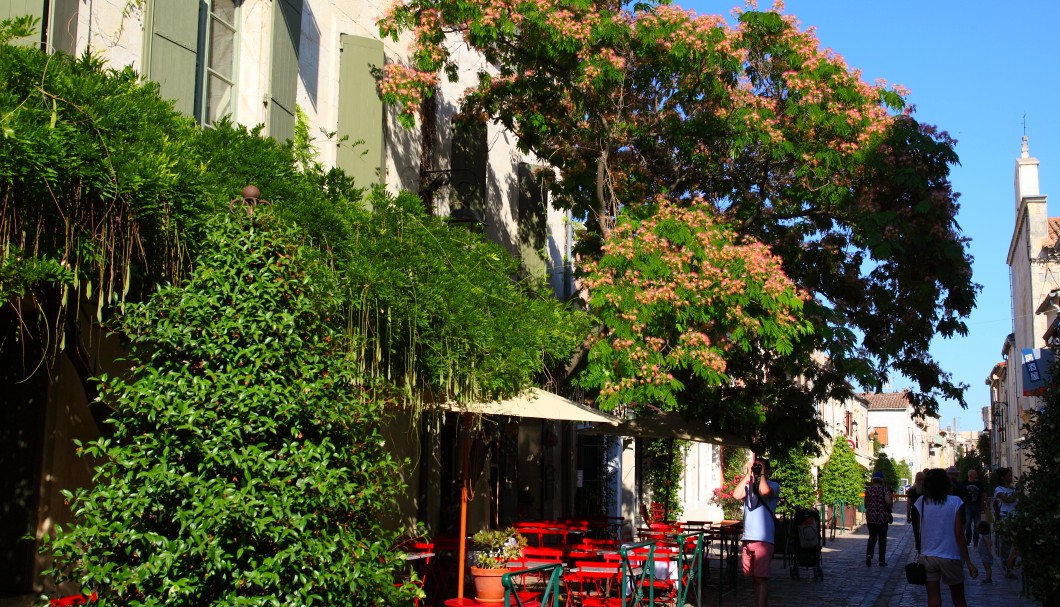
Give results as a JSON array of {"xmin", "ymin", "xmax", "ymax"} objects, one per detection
[{"xmin": 470, "ymin": 566, "xmax": 509, "ymax": 603}]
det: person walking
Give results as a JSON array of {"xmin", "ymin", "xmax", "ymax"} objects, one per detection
[
  {"xmin": 906, "ymin": 470, "xmax": 925, "ymax": 519},
  {"xmin": 733, "ymin": 455, "xmax": 780, "ymax": 607},
  {"xmin": 992, "ymin": 467, "xmax": 1019, "ymax": 578},
  {"xmin": 864, "ymin": 471, "xmax": 892, "ymax": 566},
  {"xmin": 976, "ymin": 521, "xmax": 994, "ymax": 584},
  {"xmin": 911, "ymin": 468, "xmax": 978, "ymax": 607},
  {"xmin": 958, "ymin": 469, "xmax": 984, "ymax": 546}
]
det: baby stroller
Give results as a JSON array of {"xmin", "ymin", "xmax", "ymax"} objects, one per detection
[{"xmin": 788, "ymin": 508, "xmax": 823, "ymax": 580}]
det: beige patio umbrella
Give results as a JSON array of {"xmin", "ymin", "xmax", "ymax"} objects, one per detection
[{"xmin": 440, "ymin": 388, "xmax": 621, "ymax": 598}]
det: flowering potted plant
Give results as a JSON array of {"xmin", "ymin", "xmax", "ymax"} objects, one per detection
[{"xmin": 470, "ymin": 528, "xmax": 527, "ymax": 602}]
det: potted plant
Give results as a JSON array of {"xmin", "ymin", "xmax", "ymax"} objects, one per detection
[{"xmin": 470, "ymin": 527, "xmax": 527, "ymax": 602}]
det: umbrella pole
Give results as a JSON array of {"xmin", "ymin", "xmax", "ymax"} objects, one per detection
[{"xmin": 457, "ymin": 412, "xmax": 473, "ymax": 599}]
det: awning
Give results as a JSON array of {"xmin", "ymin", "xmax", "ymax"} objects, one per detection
[
  {"xmin": 441, "ymin": 387, "xmax": 621, "ymax": 423},
  {"xmin": 579, "ymin": 411, "xmax": 751, "ymax": 447}
]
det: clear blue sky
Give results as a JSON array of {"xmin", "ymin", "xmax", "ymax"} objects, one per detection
[{"xmin": 680, "ymin": 1, "xmax": 1060, "ymax": 433}]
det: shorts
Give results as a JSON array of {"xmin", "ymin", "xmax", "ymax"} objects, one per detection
[
  {"xmin": 921, "ymin": 555, "xmax": 964, "ymax": 586},
  {"xmin": 742, "ymin": 540, "xmax": 774, "ymax": 578}
]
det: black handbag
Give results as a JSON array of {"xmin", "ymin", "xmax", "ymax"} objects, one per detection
[
  {"xmin": 905, "ymin": 560, "xmax": 927, "ymax": 585},
  {"xmin": 906, "ymin": 499, "xmax": 926, "ymax": 585}
]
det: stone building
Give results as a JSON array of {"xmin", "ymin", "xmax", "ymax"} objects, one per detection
[{"xmin": 985, "ymin": 137, "xmax": 1060, "ymax": 476}]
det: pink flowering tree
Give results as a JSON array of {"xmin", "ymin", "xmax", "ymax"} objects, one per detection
[
  {"xmin": 578, "ymin": 197, "xmax": 811, "ymax": 413},
  {"xmin": 378, "ymin": 0, "xmax": 978, "ymax": 449}
]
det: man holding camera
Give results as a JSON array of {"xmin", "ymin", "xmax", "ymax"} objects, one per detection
[{"xmin": 732, "ymin": 456, "xmax": 780, "ymax": 607}]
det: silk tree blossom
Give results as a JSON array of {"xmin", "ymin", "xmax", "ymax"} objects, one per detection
[
  {"xmin": 378, "ymin": 0, "xmax": 977, "ymax": 443},
  {"xmin": 578, "ymin": 197, "xmax": 812, "ymax": 410}
]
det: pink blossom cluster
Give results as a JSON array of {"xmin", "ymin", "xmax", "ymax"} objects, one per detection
[
  {"xmin": 580, "ymin": 198, "xmax": 807, "ymax": 396},
  {"xmin": 377, "ymin": 63, "xmax": 439, "ymax": 122}
]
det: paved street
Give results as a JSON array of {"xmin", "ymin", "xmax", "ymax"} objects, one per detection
[{"xmin": 717, "ymin": 511, "xmax": 1039, "ymax": 607}]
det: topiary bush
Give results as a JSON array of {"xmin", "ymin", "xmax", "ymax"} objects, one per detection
[
  {"xmin": 871, "ymin": 451, "xmax": 901, "ymax": 493},
  {"xmin": 819, "ymin": 437, "xmax": 863, "ymax": 507},
  {"xmin": 44, "ymin": 211, "xmax": 418, "ymax": 606},
  {"xmin": 769, "ymin": 445, "xmax": 817, "ymax": 519}
]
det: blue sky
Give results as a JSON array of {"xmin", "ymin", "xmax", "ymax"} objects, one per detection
[{"xmin": 681, "ymin": 1, "xmax": 1060, "ymax": 433}]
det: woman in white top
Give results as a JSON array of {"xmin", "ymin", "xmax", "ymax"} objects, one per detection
[{"xmin": 911, "ymin": 468, "xmax": 978, "ymax": 607}]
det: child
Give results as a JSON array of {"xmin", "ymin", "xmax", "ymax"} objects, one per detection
[{"xmin": 977, "ymin": 521, "xmax": 994, "ymax": 584}]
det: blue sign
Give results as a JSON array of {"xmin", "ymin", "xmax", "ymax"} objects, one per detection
[{"xmin": 1022, "ymin": 348, "xmax": 1055, "ymax": 396}]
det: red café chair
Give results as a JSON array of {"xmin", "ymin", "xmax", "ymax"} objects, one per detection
[
  {"xmin": 578, "ymin": 537, "xmax": 619, "ymax": 550},
  {"xmin": 398, "ymin": 541, "xmax": 435, "ymax": 606},
  {"xmin": 568, "ymin": 561, "xmax": 624, "ymax": 607},
  {"xmin": 520, "ymin": 546, "xmax": 565, "ymax": 588},
  {"xmin": 625, "ymin": 550, "xmax": 677, "ymax": 607}
]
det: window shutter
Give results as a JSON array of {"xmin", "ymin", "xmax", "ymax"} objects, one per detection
[
  {"xmin": 146, "ymin": 0, "xmax": 202, "ymax": 117},
  {"xmin": 875, "ymin": 427, "xmax": 889, "ymax": 446},
  {"xmin": 48, "ymin": 0, "xmax": 78, "ymax": 55},
  {"xmin": 451, "ymin": 121, "xmax": 487, "ymax": 213},
  {"xmin": 268, "ymin": 0, "xmax": 301, "ymax": 143},
  {"xmin": 518, "ymin": 162, "xmax": 549, "ymax": 250},
  {"xmin": 1, "ymin": 0, "xmax": 46, "ymax": 48},
  {"xmin": 335, "ymin": 34, "xmax": 384, "ymax": 188}
]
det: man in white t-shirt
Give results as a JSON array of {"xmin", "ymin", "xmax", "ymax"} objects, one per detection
[{"xmin": 733, "ymin": 456, "xmax": 780, "ymax": 607}]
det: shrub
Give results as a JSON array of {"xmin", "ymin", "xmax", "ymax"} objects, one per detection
[
  {"xmin": 819, "ymin": 438, "xmax": 864, "ymax": 507},
  {"xmin": 44, "ymin": 212, "xmax": 417, "ymax": 606},
  {"xmin": 769, "ymin": 446, "xmax": 817, "ymax": 518}
]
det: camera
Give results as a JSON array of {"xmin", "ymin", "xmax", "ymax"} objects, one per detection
[{"xmin": 751, "ymin": 463, "xmax": 762, "ymax": 475}]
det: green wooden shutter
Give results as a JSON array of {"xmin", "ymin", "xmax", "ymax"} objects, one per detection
[
  {"xmin": 336, "ymin": 34, "xmax": 384, "ymax": 188},
  {"xmin": 1, "ymin": 0, "xmax": 46, "ymax": 48},
  {"xmin": 146, "ymin": 0, "xmax": 201, "ymax": 117},
  {"xmin": 517, "ymin": 162, "xmax": 550, "ymax": 277},
  {"xmin": 268, "ymin": 0, "xmax": 301, "ymax": 143},
  {"xmin": 451, "ymin": 120, "xmax": 487, "ymax": 213},
  {"xmin": 48, "ymin": 0, "xmax": 78, "ymax": 55}
]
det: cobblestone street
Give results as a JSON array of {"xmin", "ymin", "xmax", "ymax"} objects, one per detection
[{"xmin": 719, "ymin": 511, "xmax": 1039, "ymax": 607}]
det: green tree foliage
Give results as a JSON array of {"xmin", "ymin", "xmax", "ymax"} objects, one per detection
[
  {"xmin": 330, "ymin": 190, "xmax": 592, "ymax": 402},
  {"xmin": 898, "ymin": 459, "xmax": 914, "ymax": 486},
  {"xmin": 45, "ymin": 213, "xmax": 417, "ymax": 605},
  {"xmin": 1008, "ymin": 367, "xmax": 1060, "ymax": 605},
  {"xmin": 768, "ymin": 445, "xmax": 817, "ymax": 518},
  {"xmin": 955, "ymin": 448, "xmax": 983, "ymax": 480},
  {"xmin": 819, "ymin": 438, "xmax": 864, "ymax": 507},
  {"xmin": 871, "ymin": 451, "xmax": 900, "ymax": 492},
  {"xmin": 976, "ymin": 433, "xmax": 992, "ymax": 472},
  {"xmin": 379, "ymin": 0, "xmax": 980, "ymax": 452},
  {"xmin": 645, "ymin": 438, "xmax": 689, "ymax": 521}
]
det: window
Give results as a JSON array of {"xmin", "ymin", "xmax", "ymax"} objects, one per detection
[
  {"xmin": 203, "ymin": 0, "xmax": 237, "ymax": 127},
  {"xmin": 147, "ymin": 0, "xmax": 302, "ymax": 141},
  {"xmin": 146, "ymin": 0, "xmax": 238, "ymax": 124}
]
